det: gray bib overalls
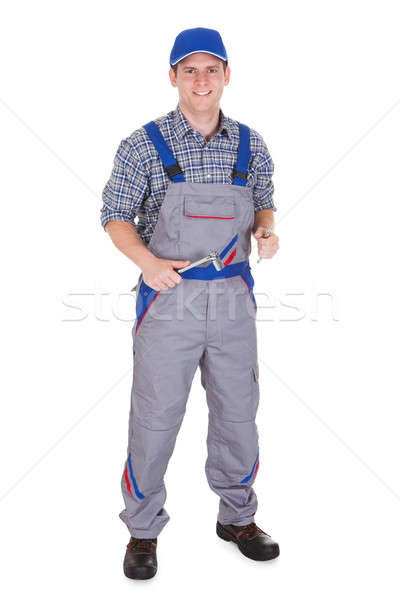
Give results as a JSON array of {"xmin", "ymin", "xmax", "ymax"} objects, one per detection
[{"xmin": 120, "ymin": 120, "xmax": 261, "ymax": 538}]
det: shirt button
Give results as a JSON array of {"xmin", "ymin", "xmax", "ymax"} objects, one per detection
[{"xmin": 206, "ymin": 173, "xmax": 211, "ymax": 178}]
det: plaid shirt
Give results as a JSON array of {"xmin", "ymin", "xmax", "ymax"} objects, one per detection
[{"xmin": 101, "ymin": 104, "xmax": 276, "ymax": 245}]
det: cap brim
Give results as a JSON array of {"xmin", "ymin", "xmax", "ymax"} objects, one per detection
[{"xmin": 170, "ymin": 50, "xmax": 227, "ymax": 66}]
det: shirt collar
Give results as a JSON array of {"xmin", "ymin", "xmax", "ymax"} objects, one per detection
[{"xmin": 172, "ymin": 104, "xmax": 233, "ymax": 141}]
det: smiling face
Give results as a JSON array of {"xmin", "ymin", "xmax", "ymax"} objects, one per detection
[{"xmin": 169, "ymin": 52, "xmax": 230, "ymax": 115}]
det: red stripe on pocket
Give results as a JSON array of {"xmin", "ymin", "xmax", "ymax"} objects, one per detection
[
  {"xmin": 185, "ymin": 214, "xmax": 235, "ymax": 219},
  {"xmin": 224, "ymin": 247, "xmax": 237, "ymax": 265}
]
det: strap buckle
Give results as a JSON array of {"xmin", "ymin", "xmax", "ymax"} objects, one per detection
[
  {"xmin": 232, "ymin": 164, "xmax": 247, "ymax": 181},
  {"xmin": 164, "ymin": 163, "xmax": 183, "ymax": 179}
]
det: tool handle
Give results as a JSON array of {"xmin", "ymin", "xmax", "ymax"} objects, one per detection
[
  {"xmin": 176, "ymin": 254, "xmax": 215, "ymax": 273},
  {"xmin": 176, "ymin": 264, "xmax": 191, "ymax": 274},
  {"xmin": 257, "ymin": 227, "xmax": 273, "ymax": 263}
]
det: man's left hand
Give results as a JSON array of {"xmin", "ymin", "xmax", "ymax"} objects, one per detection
[{"xmin": 253, "ymin": 227, "xmax": 280, "ymax": 259}]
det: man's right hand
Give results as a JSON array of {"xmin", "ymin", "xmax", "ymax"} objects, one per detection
[{"xmin": 142, "ymin": 257, "xmax": 191, "ymax": 291}]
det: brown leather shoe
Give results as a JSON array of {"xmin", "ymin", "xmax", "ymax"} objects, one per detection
[
  {"xmin": 123, "ymin": 537, "xmax": 158, "ymax": 580},
  {"xmin": 216, "ymin": 521, "xmax": 280, "ymax": 561}
]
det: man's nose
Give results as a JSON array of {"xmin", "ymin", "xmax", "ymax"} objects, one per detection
[{"xmin": 194, "ymin": 73, "xmax": 209, "ymax": 87}]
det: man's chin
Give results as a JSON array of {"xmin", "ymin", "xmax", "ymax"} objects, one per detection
[{"xmin": 185, "ymin": 97, "xmax": 219, "ymax": 113}]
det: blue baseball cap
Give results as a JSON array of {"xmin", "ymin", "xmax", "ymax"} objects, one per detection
[{"xmin": 170, "ymin": 27, "xmax": 228, "ymax": 67}]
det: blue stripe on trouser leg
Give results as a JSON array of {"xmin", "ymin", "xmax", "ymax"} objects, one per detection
[
  {"xmin": 241, "ymin": 453, "xmax": 260, "ymax": 483},
  {"xmin": 127, "ymin": 454, "xmax": 145, "ymax": 500}
]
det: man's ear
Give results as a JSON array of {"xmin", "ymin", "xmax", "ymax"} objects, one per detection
[
  {"xmin": 169, "ymin": 68, "xmax": 177, "ymax": 87},
  {"xmin": 224, "ymin": 65, "xmax": 231, "ymax": 86}
]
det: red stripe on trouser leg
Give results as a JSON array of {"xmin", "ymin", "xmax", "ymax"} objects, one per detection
[
  {"xmin": 253, "ymin": 460, "xmax": 259, "ymax": 478},
  {"xmin": 124, "ymin": 465, "xmax": 133, "ymax": 497},
  {"xmin": 224, "ymin": 247, "xmax": 237, "ymax": 265}
]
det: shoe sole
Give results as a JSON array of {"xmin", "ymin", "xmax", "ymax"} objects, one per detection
[
  {"xmin": 123, "ymin": 565, "xmax": 157, "ymax": 580},
  {"xmin": 216, "ymin": 522, "xmax": 280, "ymax": 561}
]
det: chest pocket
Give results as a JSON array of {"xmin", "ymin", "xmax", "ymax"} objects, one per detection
[
  {"xmin": 184, "ymin": 196, "xmax": 235, "ymax": 219},
  {"xmin": 180, "ymin": 196, "xmax": 236, "ymax": 251}
]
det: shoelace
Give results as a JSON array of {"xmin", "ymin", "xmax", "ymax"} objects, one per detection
[
  {"xmin": 128, "ymin": 537, "xmax": 156, "ymax": 552},
  {"xmin": 238, "ymin": 523, "xmax": 269, "ymax": 539}
]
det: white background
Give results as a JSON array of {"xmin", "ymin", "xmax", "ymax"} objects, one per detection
[{"xmin": 1, "ymin": 0, "xmax": 399, "ymax": 597}]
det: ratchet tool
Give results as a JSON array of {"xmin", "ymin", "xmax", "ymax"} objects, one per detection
[{"xmin": 176, "ymin": 250, "xmax": 224, "ymax": 273}]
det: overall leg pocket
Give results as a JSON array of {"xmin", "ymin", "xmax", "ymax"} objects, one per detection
[
  {"xmin": 203, "ymin": 363, "xmax": 261, "ymax": 484},
  {"xmin": 240, "ymin": 268, "xmax": 257, "ymax": 311},
  {"xmin": 251, "ymin": 365, "xmax": 260, "ymax": 410},
  {"xmin": 135, "ymin": 280, "xmax": 160, "ymax": 334}
]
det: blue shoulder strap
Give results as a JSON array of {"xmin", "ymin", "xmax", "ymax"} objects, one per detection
[
  {"xmin": 232, "ymin": 123, "xmax": 251, "ymax": 187},
  {"xmin": 143, "ymin": 121, "xmax": 185, "ymax": 183},
  {"xmin": 144, "ymin": 119, "xmax": 250, "ymax": 186}
]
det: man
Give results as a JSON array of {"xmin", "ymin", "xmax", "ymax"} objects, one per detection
[{"xmin": 101, "ymin": 27, "xmax": 280, "ymax": 580}]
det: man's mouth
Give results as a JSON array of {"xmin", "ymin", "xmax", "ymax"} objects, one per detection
[{"xmin": 193, "ymin": 90, "xmax": 212, "ymax": 96}]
